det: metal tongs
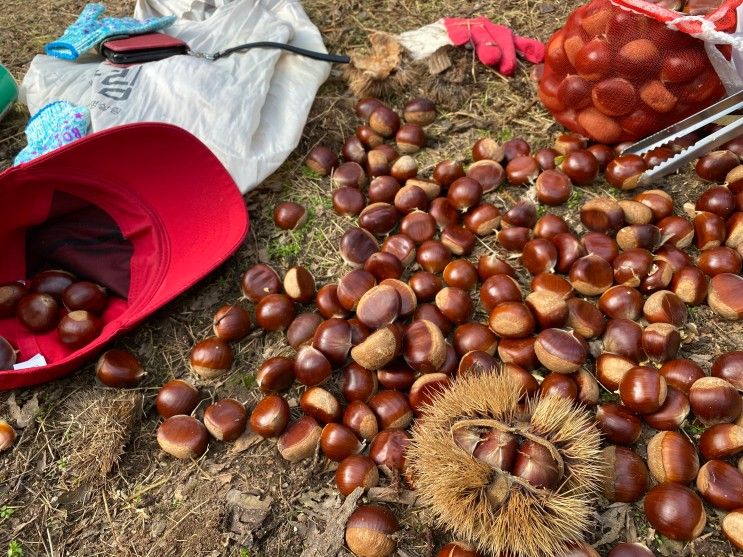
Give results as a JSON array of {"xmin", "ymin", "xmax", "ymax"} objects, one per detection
[{"xmin": 621, "ymin": 89, "xmax": 743, "ymax": 187}]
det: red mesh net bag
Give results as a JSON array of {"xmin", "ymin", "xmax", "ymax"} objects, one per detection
[{"xmin": 538, "ymin": 0, "xmax": 741, "ymax": 143}]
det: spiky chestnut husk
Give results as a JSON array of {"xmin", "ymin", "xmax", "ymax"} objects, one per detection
[{"xmin": 407, "ymin": 371, "xmax": 603, "ymax": 557}]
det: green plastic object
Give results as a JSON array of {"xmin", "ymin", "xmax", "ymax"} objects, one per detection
[{"xmin": 0, "ymin": 64, "xmax": 18, "ymax": 121}]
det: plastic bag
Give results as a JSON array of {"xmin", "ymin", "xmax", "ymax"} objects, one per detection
[
  {"xmin": 19, "ymin": 0, "xmax": 331, "ymax": 194},
  {"xmin": 538, "ymin": 0, "xmax": 741, "ymax": 143}
]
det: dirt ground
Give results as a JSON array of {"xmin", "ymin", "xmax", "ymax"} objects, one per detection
[{"xmin": 1, "ymin": 0, "xmax": 743, "ymax": 556}]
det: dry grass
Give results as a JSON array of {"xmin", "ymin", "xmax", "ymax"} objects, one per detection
[{"xmin": 1, "ymin": 0, "xmax": 743, "ymax": 556}]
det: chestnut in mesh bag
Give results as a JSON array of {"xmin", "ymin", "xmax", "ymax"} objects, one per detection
[{"xmin": 538, "ymin": 0, "xmax": 743, "ymax": 143}]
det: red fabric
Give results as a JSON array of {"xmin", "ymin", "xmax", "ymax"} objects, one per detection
[{"xmin": 0, "ymin": 123, "xmax": 248, "ymax": 390}]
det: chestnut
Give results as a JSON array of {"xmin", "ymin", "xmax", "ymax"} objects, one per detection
[
  {"xmin": 535, "ymin": 170, "xmax": 572, "ymax": 205},
  {"xmin": 428, "ymin": 197, "xmax": 459, "ymax": 229},
  {"xmin": 62, "ymin": 281, "xmax": 107, "ymax": 314},
  {"xmin": 342, "ymin": 135, "xmax": 367, "ymax": 165},
  {"xmin": 488, "ymin": 302, "xmax": 535, "ymax": 338},
  {"xmin": 463, "ymin": 203, "xmax": 500, "ymax": 235},
  {"xmin": 708, "ymin": 272, "xmax": 743, "ymax": 319},
  {"xmin": 698, "ymin": 246, "xmax": 742, "ymax": 276},
  {"xmin": 0, "ymin": 282, "xmax": 27, "ymax": 318},
  {"xmin": 605, "ymin": 154, "xmax": 647, "ymax": 190},
  {"xmin": 435, "ymin": 286, "xmax": 475, "ymax": 325},
  {"xmin": 694, "ymin": 210, "xmax": 726, "ymax": 250},
  {"xmin": 643, "ymin": 146, "xmax": 674, "ymax": 169},
  {"xmin": 357, "ymin": 125, "xmax": 384, "ymax": 149},
  {"xmin": 400, "ymin": 211, "xmax": 437, "ymax": 244},
  {"xmin": 582, "ymin": 232, "xmax": 619, "ymax": 264},
  {"xmin": 596, "ymin": 403, "xmax": 642, "ymax": 445},
  {"xmin": 413, "ymin": 304, "xmax": 453, "ymax": 337},
  {"xmin": 616, "ymin": 224, "xmax": 661, "ymax": 251},
  {"xmin": 619, "ymin": 199, "xmax": 654, "ymax": 225},
  {"xmin": 531, "ymin": 272, "xmax": 573, "ymax": 300},
  {"xmin": 642, "ymin": 323, "xmax": 681, "ymax": 364},
  {"xmin": 458, "ymin": 350, "xmax": 498, "ymax": 377},
  {"xmin": 212, "ymin": 304, "xmax": 251, "ymax": 342},
  {"xmin": 588, "ymin": 144, "xmax": 614, "ymax": 170},
  {"xmin": 602, "ymin": 318, "xmax": 644, "ymax": 362},
  {"xmin": 320, "ymin": 423, "xmax": 363, "ymax": 462},
  {"xmin": 409, "ymin": 373, "xmax": 450, "ymax": 415},
  {"xmin": 342, "ymin": 362, "xmax": 379, "ymax": 402},
  {"xmin": 437, "ymin": 542, "xmax": 483, "ymax": 557},
  {"xmin": 345, "ymin": 504, "xmax": 398, "ymax": 557},
  {"xmin": 316, "ymin": 284, "xmax": 351, "ymax": 319},
  {"xmin": 559, "ymin": 149, "xmax": 598, "ymax": 185},
  {"xmin": 204, "ymin": 399, "xmax": 247, "ymax": 442},
  {"xmin": 712, "ymin": 351, "xmax": 743, "ymax": 391},
  {"xmin": 30, "ymin": 269, "xmax": 75, "ymax": 301},
  {"xmin": 644, "ymin": 483, "xmax": 706, "ymax": 541},
  {"xmin": 695, "ymin": 150, "xmax": 739, "ymax": 182},
  {"xmin": 404, "ymin": 320, "xmax": 447, "ymax": 373},
  {"xmin": 311, "ymin": 318, "xmax": 351, "ymax": 367},
  {"xmin": 534, "ymin": 214, "xmax": 570, "ymax": 240},
  {"xmin": 540, "ymin": 371, "xmax": 578, "ymax": 401},
  {"xmin": 54, "ymin": 308, "xmax": 98, "ymax": 348},
  {"xmin": 643, "ymin": 386, "xmax": 690, "ymax": 431},
  {"xmin": 670, "ymin": 266, "xmax": 708, "ymax": 305},
  {"xmin": 17, "ymin": 293, "xmax": 59, "ymax": 332},
  {"xmin": 635, "ymin": 189, "xmax": 674, "ymax": 221},
  {"xmin": 356, "ymin": 284, "xmax": 401, "ymax": 329},
  {"xmin": 722, "ymin": 509, "xmax": 743, "ymax": 550},
  {"xmin": 689, "ymin": 376, "xmax": 742, "ymax": 426},
  {"xmin": 612, "ymin": 248, "xmax": 653, "ymax": 288},
  {"xmin": 294, "ymin": 345, "xmax": 332, "ymax": 386},
  {"xmin": 340, "ymin": 227, "xmax": 379, "ymax": 268},
  {"xmin": 277, "ymin": 415, "xmax": 322, "ymax": 461},
  {"xmin": 498, "ymin": 337, "xmax": 540, "ymax": 371},
  {"xmin": 447, "ymin": 177, "xmax": 483, "ymax": 212},
  {"xmin": 0, "ymin": 337, "xmax": 15, "ymax": 370},
  {"xmin": 273, "ymin": 201, "xmax": 307, "ymax": 230},
  {"xmin": 598, "ymin": 285, "xmax": 642, "ymax": 320},
  {"xmin": 655, "ymin": 244, "xmax": 692, "ymax": 272},
  {"xmin": 380, "ymin": 279, "xmax": 416, "ymax": 316},
  {"xmin": 569, "ymin": 254, "xmax": 613, "ymax": 296},
  {"xmin": 305, "ymin": 145, "xmax": 337, "ymax": 175},
  {"xmin": 639, "ymin": 259, "xmax": 674, "ymax": 294},
  {"xmin": 287, "ymin": 313, "xmax": 324, "ymax": 350},
  {"xmin": 348, "ymin": 315, "xmax": 374, "ymax": 345},
  {"xmin": 607, "ymin": 544, "xmax": 654, "ymax": 557},
  {"xmin": 601, "ymin": 445, "xmax": 648, "ymax": 502},
  {"xmin": 497, "ymin": 227, "xmax": 532, "ymax": 251},
  {"xmin": 699, "ymin": 423, "xmax": 743, "ymax": 459},
  {"xmin": 396, "ymin": 123, "xmax": 426, "ymax": 153},
  {"xmin": 554, "ymin": 133, "xmax": 586, "ymax": 155},
  {"xmin": 0, "ymin": 420, "xmax": 16, "ymax": 452},
  {"xmin": 241, "ymin": 263, "xmax": 281, "ymax": 302},
  {"xmin": 506, "ymin": 155, "xmax": 539, "ymax": 185},
  {"xmin": 381, "ymin": 234, "xmax": 416, "ymax": 266},
  {"xmin": 155, "ymin": 379, "xmax": 199, "ymax": 418},
  {"xmin": 566, "ymin": 298, "xmax": 605, "ymax": 339},
  {"xmin": 190, "ymin": 337, "xmax": 233, "ymax": 379},
  {"xmin": 369, "ymin": 390, "xmax": 413, "ymax": 430},
  {"xmin": 156, "ymin": 415, "xmax": 209, "ymax": 459},
  {"xmin": 333, "ymin": 186, "xmax": 366, "ymax": 217},
  {"xmin": 643, "ymin": 290, "xmax": 686, "ymax": 327},
  {"xmin": 478, "ymin": 254, "xmax": 516, "ymax": 280},
  {"xmin": 359, "ymin": 203, "xmax": 400, "ymax": 236},
  {"xmin": 393, "ymin": 184, "xmax": 427, "ymax": 214},
  {"xmin": 377, "ymin": 360, "xmax": 416, "ymax": 391},
  {"xmin": 472, "ymin": 137, "xmax": 504, "ymax": 161},
  {"xmin": 503, "ymin": 137, "xmax": 530, "ymax": 161},
  {"xmin": 596, "ymin": 352, "xmax": 636, "ymax": 391},
  {"xmin": 336, "ymin": 454, "xmax": 379, "ymax": 496},
  {"xmin": 369, "ymin": 106, "xmax": 401, "ymax": 137},
  {"xmin": 512, "ymin": 439, "xmax": 561, "ymax": 489},
  {"xmin": 433, "ymin": 160, "xmax": 466, "ymax": 187},
  {"xmin": 696, "ymin": 459, "xmax": 743, "ymax": 510},
  {"xmin": 368, "ymin": 176, "xmax": 400, "ymax": 204},
  {"xmin": 404, "ymin": 97, "xmax": 436, "ymax": 125},
  {"xmin": 521, "ymin": 239, "xmax": 558, "ymax": 275},
  {"xmin": 619, "ymin": 366, "xmax": 667, "ymax": 414},
  {"xmin": 256, "ymin": 293, "xmax": 296, "ymax": 331},
  {"xmin": 473, "ymin": 428, "xmax": 518, "ymax": 471},
  {"xmin": 442, "ymin": 259, "xmax": 478, "ymax": 290},
  {"xmin": 95, "ymin": 348, "xmax": 144, "ymax": 388},
  {"xmin": 343, "ymin": 400, "xmax": 378, "ymax": 441},
  {"xmin": 534, "ymin": 147, "xmax": 559, "ymax": 170},
  {"xmin": 372, "ymin": 144, "xmax": 398, "ymax": 164},
  {"xmin": 356, "ymin": 98, "xmax": 384, "ymax": 120},
  {"xmin": 534, "ymin": 328, "xmax": 587, "ymax": 373},
  {"xmin": 659, "ymin": 359, "xmax": 705, "ymax": 395},
  {"xmin": 552, "ymin": 233, "xmax": 586, "ymax": 274},
  {"xmin": 580, "ymin": 197, "xmax": 624, "ymax": 233},
  {"xmin": 253, "ymin": 356, "xmax": 296, "ymax": 395},
  {"xmin": 698, "ymin": 185, "xmax": 736, "ymax": 218},
  {"xmin": 524, "ymin": 290, "xmax": 568, "ymax": 330},
  {"xmin": 466, "ymin": 160, "xmax": 504, "ymax": 192},
  {"xmin": 351, "ymin": 324, "xmax": 403, "ymax": 370},
  {"xmin": 647, "ymin": 430, "xmax": 699, "ymax": 484},
  {"xmin": 409, "ymin": 271, "xmax": 443, "ymax": 302},
  {"xmin": 440, "ymin": 225, "xmax": 476, "ymax": 256}
]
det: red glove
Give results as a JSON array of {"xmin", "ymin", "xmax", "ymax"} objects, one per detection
[{"xmin": 443, "ymin": 17, "xmax": 545, "ymax": 77}]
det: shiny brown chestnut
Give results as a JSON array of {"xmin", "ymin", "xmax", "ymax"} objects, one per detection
[
  {"xmin": 472, "ymin": 427, "xmax": 518, "ymax": 471},
  {"xmin": 404, "ymin": 97, "xmax": 436, "ymax": 125},
  {"xmin": 643, "ymin": 290, "xmax": 686, "ymax": 327},
  {"xmin": 287, "ymin": 312, "xmax": 325, "ymax": 349},
  {"xmin": 359, "ymin": 203, "xmax": 399, "ymax": 236},
  {"xmin": 256, "ymin": 356, "xmax": 295, "ymax": 392},
  {"xmin": 540, "ymin": 372, "xmax": 578, "ymax": 401},
  {"xmin": 316, "ymin": 284, "xmax": 351, "ymax": 319},
  {"xmin": 463, "ymin": 203, "xmax": 500, "ymax": 236},
  {"xmin": 708, "ymin": 272, "xmax": 743, "ymax": 319},
  {"xmin": 598, "ymin": 285, "xmax": 642, "ymax": 320},
  {"xmin": 452, "ymin": 323, "xmax": 498, "ymax": 356},
  {"xmin": 658, "ymin": 359, "xmax": 705, "ymax": 395},
  {"xmin": 204, "ymin": 399, "xmax": 247, "ymax": 442},
  {"xmin": 647, "ymin": 430, "xmax": 699, "ymax": 484},
  {"xmin": 525, "ymin": 290, "xmax": 568, "ymax": 330},
  {"xmin": 566, "ymin": 298, "xmax": 605, "ymax": 339},
  {"xmin": 95, "ymin": 348, "xmax": 144, "ymax": 388},
  {"xmin": 596, "ymin": 403, "xmax": 642, "ymax": 445},
  {"xmin": 342, "ymin": 135, "xmax": 367, "ymax": 165},
  {"xmin": 433, "ymin": 160, "xmax": 465, "ymax": 187},
  {"xmin": 340, "ymin": 227, "xmax": 379, "ymax": 268},
  {"xmin": 642, "ymin": 323, "xmax": 681, "ymax": 364},
  {"xmin": 413, "ymin": 304, "xmax": 453, "ymax": 337},
  {"xmin": 534, "ymin": 214, "xmax": 570, "ymax": 240},
  {"xmin": 521, "ymin": 239, "xmax": 558, "ymax": 275},
  {"xmin": 712, "ymin": 351, "xmax": 743, "ymax": 391},
  {"xmin": 619, "ymin": 199, "xmax": 654, "ymax": 225},
  {"xmin": 477, "ymin": 254, "xmax": 516, "ymax": 280},
  {"xmin": 435, "ymin": 287, "xmax": 474, "ymax": 324},
  {"xmin": 596, "ymin": 352, "xmax": 636, "ymax": 391},
  {"xmin": 670, "ymin": 266, "xmax": 708, "ymax": 305},
  {"xmin": 17, "ymin": 293, "xmax": 59, "ymax": 332},
  {"xmin": 333, "ymin": 186, "xmax": 366, "ymax": 217},
  {"xmin": 355, "ymin": 98, "xmax": 384, "ymax": 120},
  {"xmin": 582, "ymin": 232, "xmax": 619, "ymax": 264},
  {"xmin": 635, "ymin": 189, "xmax": 674, "ymax": 221},
  {"xmin": 273, "ymin": 201, "xmax": 307, "ymax": 230},
  {"xmin": 498, "ymin": 337, "xmax": 539, "ymax": 371},
  {"xmin": 698, "ymin": 245, "xmax": 743, "ymax": 276},
  {"xmin": 0, "ymin": 282, "xmax": 27, "ymax": 318},
  {"xmin": 552, "ymin": 233, "xmax": 586, "ymax": 274},
  {"xmin": 695, "ymin": 149, "xmax": 739, "ymax": 182},
  {"xmin": 335, "ymin": 454, "xmax": 379, "ymax": 496},
  {"xmin": 306, "ymin": 145, "xmax": 337, "ymax": 175},
  {"xmin": 534, "ymin": 328, "xmax": 587, "ymax": 373},
  {"xmin": 190, "ymin": 336, "xmax": 233, "ymax": 379},
  {"xmin": 535, "ymin": 170, "xmax": 572, "ymax": 205},
  {"xmin": 643, "ymin": 386, "xmax": 690, "ymax": 430},
  {"xmin": 343, "ymin": 400, "xmax": 378, "ymax": 441},
  {"xmin": 689, "ymin": 377, "xmax": 742, "ymax": 426},
  {"xmin": 699, "ymin": 423, "xmax": 743, "ymax": 460},
  {"xmin": 277, "ymin": 415, "xmax": 322, "ymax": 461},
  {"xmin": 212, "ymin": 304, "xmax": 251, "ymax": 342},
  {"xmin": 404, "ymin": 320, "xmax": 447, "ymax": 373},
  {"xmin": 408, "ymin": 373, "xmax": 450, "ymax": 415},
  {"xmin": 612, "ymin": 248, "xmax": 653, "ymax": 288},
  {"xmin": 602, "ymin": 318, "xmax": 644, "ymax": 362},
  {"xmin": 601, "ymin": 445, "xmax": 648, "ymax": 502},
  {"xmin": 512, "ymin": 439, "xmax": 561, "ymax": 489},
  {"xmin": 619, "ymin": 366, "xmax": 667, "ymax": 414},
  {"xmin": 503, "ymin": 137, "xmax": 530, "ymax": 161},
  {"xmin": 534, "ymin": 147, "xmax": 559, "ymax": 170},
  {"xmin": 569, "ymin": 254, "xmax": 614, "ymax": 296},
  {"xmin": 241, "ymin": 263, "xmax": 281, "ymax": 302},
  {"xmin": 605, "ymin": 155, "xmax": 647, "ymax": 190},
  {"xmin": 255, "ymin": 293, "xmax": 296, "ymax": 331},
  {"xmin": 497, "ymin": 226, "xmax": 532, "ymax": 251},
  {"xmin": 396, "ymin": 123, "xmax": 426, "ymax": 153},
  {"xmin": 400, "ymin": 211, "xmax": 437, "ymax": 244},
  {"xmin": 580, "ymin": 198, "xmax": 625, "ymax": 234},
  {"xmin": 30, "ymin": 269, "xmax": 75, "ymax": 301},
  {"xmin": 442, "ymin": 259, "xmax": 478, "ymax": 290},
  {"xmin": 62, "ymin": 281, "xmax": 107, "ymax": 314},
  {"xmin": 488, "ymin": 302, "xmax": 535, "ymax": 338},
  {"xmin": 342, "ymin": 362, "xmax": 378, "ymax": 402},
  {"xmin": 694, "ymin": 210, "xmax": 726, "ymax": 250},
  {"xmin": 368, "ymin": 176, "xmax": 400, "ymax": 204},
  {"xmin": 531, "ymin": 272, "xmax": 573, "ymax": 300},
  {"xmin": 155, "ymin": 379, "xmax": 199, "ymax": 418},
  {"xmin": 368, "ymin": 106, "xmax": 400, "ymax": 137},
  {"xmin": 472, "ymin": 137, "xmax": 504, "ymax": 161},
  {"xmin": 559, "ymin": 149, "xmax": 599, "ymax": 185},
  {"xmin": 345, "ymin": 504, "xmax": 398, "ymax": 557},
  {"xmin": 294, "ymin": 345, "xmax": 332, "ymax": 386},
  {"xmin": 466, "ymin": 160, "xmax": 504, "ymax": 192},
  {"xmin": 696, "ymin": 459, "xmax": 743, "ymax": 510},
  {"xmin": 440, "ymin": 225, "xmax": 476, "ymax": 256},
  {"xmin": 644, "ymin": 483, "xmax": 706, "ymax": 541},
  {"xmin": 156, "ymin": 415, "xmax": 209, "ymax": 459},
  {"xmin": 369, "ymin": 390, "xmax": 413, "ymax": 430},
  {"xmin": 320, "ymin": 423, "xmax": 363, "ymax": 462},
  {"xmin": 502, "ymin": 200, "xmax": 537, "ymax": 229}
]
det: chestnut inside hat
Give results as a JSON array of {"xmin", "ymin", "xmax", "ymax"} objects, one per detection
[{"xmin": 0, "ymin": 123, "xmax": 248, "ymax": 389}]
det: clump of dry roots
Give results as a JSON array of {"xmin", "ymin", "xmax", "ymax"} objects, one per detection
[
  {"xmin": 342, "ymin": 32, "xmax": 475, "ymax": 107},
  {"xmin": 407, "ymin": 371, "xmax": 603, "ymax": 557}
]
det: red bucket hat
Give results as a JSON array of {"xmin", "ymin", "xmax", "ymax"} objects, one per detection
[{"xmin": 0, "ymin": 122, "xmax": 248, "ymax": 390}]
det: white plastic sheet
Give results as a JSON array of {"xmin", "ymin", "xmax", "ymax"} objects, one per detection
[{"xmin": 20, "ymin": 0, "xmax": 331, "ymax": 193}]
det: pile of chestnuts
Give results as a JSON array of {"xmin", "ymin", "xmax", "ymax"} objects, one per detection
[
  {"xmin": 0, "ymin": 270, "xmax": 110, "ymax": 369},
  {"xmin": 164, "ymin": 95, "xmax": 743, "ymax": 556}
]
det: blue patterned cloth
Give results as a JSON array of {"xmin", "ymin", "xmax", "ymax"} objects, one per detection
[
  {"xmin": 45, "ymin": 3, "xmax": 176, "ymax": 61},
  {"xmin": 14, "ymin": 101, "xmax": 90, "ymax": 165}
]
